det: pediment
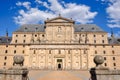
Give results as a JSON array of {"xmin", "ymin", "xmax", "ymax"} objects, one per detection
[{"xmin": 45, "ymin": 16, "xmax": 74, "ymax": 23}]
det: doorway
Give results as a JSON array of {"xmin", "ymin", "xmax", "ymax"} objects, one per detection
[
  {"xmin": 57, "ymin": 59, "xmax": 62, "ymax": 70},
  {"xmin": 58, "ymin": 63, "xmax": 61, "ymax": 69}
]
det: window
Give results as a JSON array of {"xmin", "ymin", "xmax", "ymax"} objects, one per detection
[
  {"xmin": 113, "ymin": 63, "xmax": 116, "ymax": 66},
  {"xmin": 4, "ymin": 56, "xmax": 7, "ymax": 60},
  {"xmin": 112, "ymin": 50, "xmax": 115, "ymax": 54},
  {"xmin": 22, "ymin": 50, "xmax": 24, "ymax": 54},
  {"xmin": 102, "ymin": 40, "xmax": 104, "ymax": 43},
  {"xmin": 93, "ymin": 35, "xmax": 96, "ymax": 37},
  {"xmin": 23, "ymin": 40, "xmax": 25, "ymax": 43},
  {"xmin": 6, "ymin": 45, "xmax": 8, "ymax": 47},
  {"xmin": 94, "ymin": 40, "xmax": 96, "ymax": 43},
  {"xmin": 104, "ymin": 63, "xmax": 107, "ymax": 66},
  {"xmin": 113, "ymin": 57, "xmax": 115, "ymax": 60},
  {"xmin": 14, "ymin": 50, "xmax": 16, "ymax": 54},
  {"xmin": 5, "ymin": 50, "xmax": 8, "ymax": 53},
  {"xmin": 95, "ymin": 50, "xmax": 97, "ymax": 54},
  {"xmin": 104, "ymin": 57, "xmax": 106, "ymax": 60},
  {"xmin": 57, "ymin": 59, "xmax": 62, "ymax": 62},
  {"xmin": 42, "ymin": 34, "xmax": 44, "ymax": 37},
  {"xmin": 15, "ymin": 45, "xmax": 17, "ymax": 47},
  {"xmin": 103, "ymin": 50, "xmax": 106, "ymax": 54},
  {"xmin": 102, "ymin": 35, "xmax": 104, "ymax": 37},
  {"xmin": 92, "ymin": 27, "xmax": 95, "ymax": 30},
  {"xmin": 35, "ymin": 35, "xmax": 37, "ymax": 37},
  {"xmin": 15, "ymin": 40, "xmax": 17, "ymax": 43},
  {"xmin": 16, "ymin": 35, "xmax": 18, "ymax": 37},
  {"xmin": 4, "ymin": 62, "xmax": 6, "ymax": 66},
  {"xmin": 24, "ymin": 35, "xmax": 26, "ymax": 37}
]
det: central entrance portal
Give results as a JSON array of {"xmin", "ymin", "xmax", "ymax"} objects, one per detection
[{"xmin": 57, "ymin": 59, "xmax": 62, "ymax": 70}]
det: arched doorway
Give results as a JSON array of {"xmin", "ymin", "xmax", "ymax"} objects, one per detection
[{"xmin": 58, "ymin": 63, "xmax": 61, "ymax": 69}]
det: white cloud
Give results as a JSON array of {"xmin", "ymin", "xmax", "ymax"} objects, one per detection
[
  {"xmin": 106, "ymin": 0, "xmax": 120, "ymax": 28},
  {"xmin": 16, "ymin": 1, "xmax": 31, "ymax": 9},
  {"xmin": 14, "ymin": 0, "xmax": 97, "ymax": 25}
]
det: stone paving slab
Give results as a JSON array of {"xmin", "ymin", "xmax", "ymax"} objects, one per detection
[{"xmin": 28, "ymin": 70, "xmax": 90, "ymax": 80}]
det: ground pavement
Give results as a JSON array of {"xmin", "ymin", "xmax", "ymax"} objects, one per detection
[{"xmin": 28, "ymin": 70, "xmax": 90, "ymax": 80}]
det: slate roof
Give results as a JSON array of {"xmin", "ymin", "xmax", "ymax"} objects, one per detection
[
  {"xmin": 74, "ymin": 24, "xmax": 104, "ymax": 32},
  {"xmin": 15, "ymin": 24, "xmax": 104, "ymax": 32},
  {"xmin": 0, "ymin": 37, "xmax": 12, "ymax": 44},
  {"xmin": 15, "ymin": 24, "xmax": 45, "ymax": 32}
]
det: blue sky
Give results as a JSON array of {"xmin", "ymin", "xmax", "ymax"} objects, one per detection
[{"xmin": 0, "ymin": 0, "xmax": 120, "ymax": 37}]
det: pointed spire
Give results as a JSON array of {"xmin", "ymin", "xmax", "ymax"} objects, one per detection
[
  {"xmin": 111, "ymin": 28, "xmax": 114, "ymax": 38},
  {"xmin": 6, "ymin": 28, "xmax": 8, "ymax": 38},
  {"xmin": 59, "ymin": 13, "xmax": 61, "ymax": 17}
]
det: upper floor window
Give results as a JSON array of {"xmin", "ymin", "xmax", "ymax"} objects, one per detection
[
  {"xmin": 42, "ymin": 34, "xmax": 44, "ymax": 37},
  {"xmin": 94, "ymin": 40, "xmax": 96, "ymax": 43},
  {"xmin": 15, "ymin": 40, "xmax": 17, "ymax": 43},
  {"xmin": 103, "ymin": 50, "xmax": 106, "ymax": 54},
  {"xmin": 102, "ymin": 35, "xmax": 104, "ymax": 37},
  {"xmin": 14, "ymin": 50, "xmax": 16, "ymax": 54},
  {"xmin": 16, "ymin": 35, "xmax": 18, "ymax": 37},
  {"xmin": 112, "ymin": 50, "xmax": 115, "ymax": 54},
  {"xmin": 5, "ymin": 50, "xmax": 8, "ymax": 53},
  {"xmin": 93, "ymin": 35, "xmax": 96, "ymax": 37},
  {"xmin": 95, "ymin": 50, "xmax": 97, "ymax": 54},
  {"xmin": 4, "ymin": 56, "xmax": 7, "ymax": 60},
  {"xmin": 102, "ymin": 40, "xmax": 105, "ymax": 43},
  {"xmin": 24, "ymin": 35, "xmax": 26, "ymax": 37},
  {"xmin": 113, "ymin": 57, "xmax": 115, "ymax": 60},
  {"xmin": 23, "ymin": 40, "xmax": 25, "ymax": 43}
]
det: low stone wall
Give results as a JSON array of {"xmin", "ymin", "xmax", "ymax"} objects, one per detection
[
  {"xmin": 0, "ymin": 55, "xmax": 29, "ymax": 80},
  {"xmin": 90, "ymin": 55, "xmax": 120, "ymax": 80},
  {"xmin": 0, "ymin": 69, "xmax": 28, "ymax": 80}
]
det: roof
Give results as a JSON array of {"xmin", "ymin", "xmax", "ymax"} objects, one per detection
[
  {"xmin": 0, "ymin": 36, "xmax": 12, "ymax": 44},
  {"xmin": 15, "ymin": 24, "xmax": 45, "ymax": 32},
  {"xmin": 15, "ymin": 24, "xmax": 104, "ymax": 32},
  {"xmin": 108, "ymin": 37, "xmax": 120, "ymax": 44},
  {"xmin": 74, "ymin": 24, "xmax": 104, "ymax": 32}
]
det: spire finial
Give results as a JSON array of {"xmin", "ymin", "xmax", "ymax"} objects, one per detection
[
  {"xmin": 6, "ymin": 28, "xmax": 8, "ymax": 37},
  {"xmin": 111, "ymin": 28, "xmax": 114, "ymax": 38},
  {"xmin": 59, "ymin": 13, "xmax": 61, "ymax": 17}
]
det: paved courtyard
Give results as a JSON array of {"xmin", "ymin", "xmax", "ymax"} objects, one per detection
[{"xmin": 29, "ymin": 70, "xmax": 90, "ymax": 80}]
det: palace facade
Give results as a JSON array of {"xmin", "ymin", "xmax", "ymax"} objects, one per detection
[{"xmin": 0, "ymin": 16, "xmax": 120, "ymax": 70}]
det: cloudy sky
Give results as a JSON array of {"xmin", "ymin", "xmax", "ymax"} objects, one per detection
[{"xmin": 0, "ymin": 0, "xmax": 120, "ymax": 37}]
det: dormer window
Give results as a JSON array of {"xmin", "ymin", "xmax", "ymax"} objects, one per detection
[
  {"xmin": 35, "ymin": 27, "xmax": 38, "ymax": 31},
  {"xmin": 24, "ymin": 27, "xmax": 28, "ymax": 31},
  {"xmin": 81, "ymin": 27, "xmax": 84, "ymax": 30},
  {"xmin": 92, "ymin": 27, "xmax": 95, "ymax": 30}
]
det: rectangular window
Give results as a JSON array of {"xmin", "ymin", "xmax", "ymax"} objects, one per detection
[
  {"xmin": 104, "ymin": 63, "xmax": 107, "ymax": 66},
  {"xmin": 113, "ymin": 63, "xmax": 116, "ymax": 66},
  {"xmin": 103, "ymin": 51, "xmax": 106, "ymax": 54},
  {"xmin": 5, "ymin": 50, "xmax": 8, "ymax": 53},
  {"xmin": 4, "ymin": 62, "xmax": 6, "ymax": 66},
  {"xmin": 104, "ymin": 57, "xmax": 106, "ymax": 60},
  {"xmin": 4, "ymin": 56, "xmax": 7, "ymax": 60},
  {"xmin": 94, "ymin": 40, "xmax": 96, "ymax": 43},
  {"xmin": 113, "ymin": 57, "xmax": 115, "ymax": 60},
  {"xmin": 14, "ymin": 50, "xmax": 16, "ymax": 54}
]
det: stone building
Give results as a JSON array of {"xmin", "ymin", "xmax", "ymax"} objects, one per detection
[{"xmin": 0, "ymin": 16, "xmax": 120, "ymax": 70}]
